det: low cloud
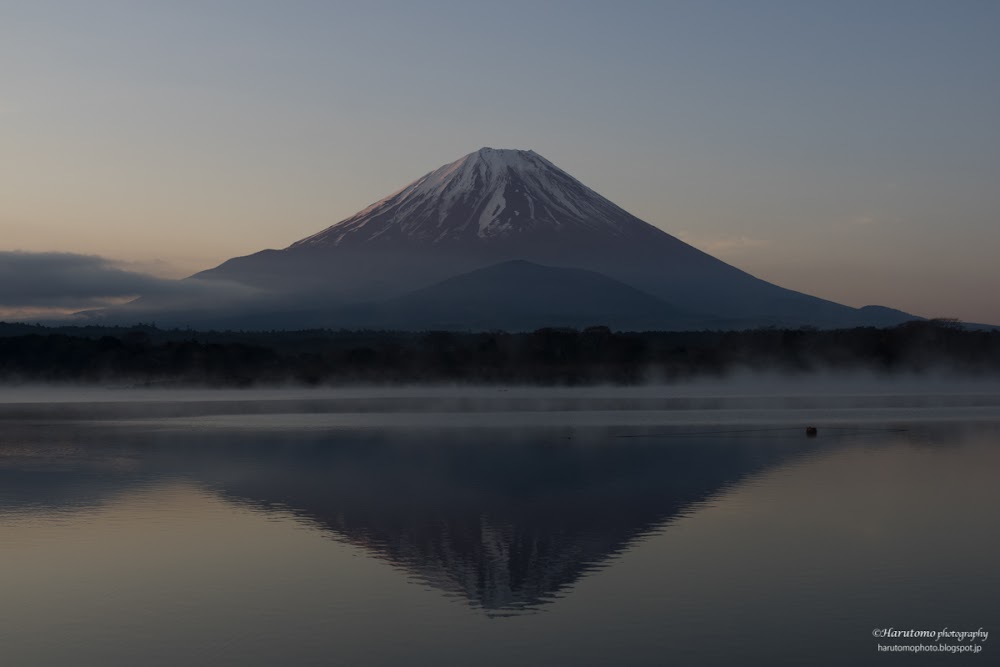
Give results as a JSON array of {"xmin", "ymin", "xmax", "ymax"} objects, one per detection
[{"xmin": 0, "ymin": 251, "xmax": 256, "ymax": 312}]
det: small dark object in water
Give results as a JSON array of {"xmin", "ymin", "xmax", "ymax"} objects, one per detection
[{"xmin": 805, "ymin": 426, "xmax": 818, "ymax": 437}]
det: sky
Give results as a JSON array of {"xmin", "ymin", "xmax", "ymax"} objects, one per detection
[{"xmin": 2, "ymin": 0, "xmax": 999, "ymax": 323}]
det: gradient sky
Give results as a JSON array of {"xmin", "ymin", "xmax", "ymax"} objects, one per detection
[{"xmin": 2, "ymin": 0, "xmax": 999, "ymax": 322}]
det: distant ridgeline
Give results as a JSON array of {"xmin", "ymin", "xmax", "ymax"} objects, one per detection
[{"xmin": 0, "ymin": 320, "xmax": 997, "ymax": 385}]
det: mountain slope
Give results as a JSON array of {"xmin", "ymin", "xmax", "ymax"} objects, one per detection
[
  {"xmin": 341, "ymin": 260, "xmax": 701, "ymax": 331},
  {"xmin": 184, "ymin": 147, "xmax": 914, "ymax": 329}
]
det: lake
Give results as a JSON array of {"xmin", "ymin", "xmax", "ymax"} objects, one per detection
[{"xmin": 1, "ymin": 384, "xmax": 998, "ymax": 666}]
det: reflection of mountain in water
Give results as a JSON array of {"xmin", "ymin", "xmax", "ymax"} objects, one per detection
[
  {"xmin": 198, "ymin": 431, "xmax": 808, "ymax": 613},
  {"xmin": 1, "ymin": 426, "xmax": 811, "ymax": 614}
]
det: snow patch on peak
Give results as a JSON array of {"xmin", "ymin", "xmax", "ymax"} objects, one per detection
[
  {"xmin": 290, "ymin": 147, "xmax": 655, "ymax": 248},
  {"xmin": 477, "ymin": 185, "xmax": 508, "ymax": 237}
]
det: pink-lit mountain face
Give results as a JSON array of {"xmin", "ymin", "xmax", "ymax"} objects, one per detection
[{"xmin": 187, "ymin": 148, "xmax": 911, "ymax": 330}]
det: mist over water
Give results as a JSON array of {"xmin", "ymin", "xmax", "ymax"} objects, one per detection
[{"xmin": 1, "ymin": 374, "xmax": 999, "ymax": 427}]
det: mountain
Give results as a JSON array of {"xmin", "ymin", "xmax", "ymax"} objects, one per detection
[
  {"xmin": 291, "ymin": 148, "xmax": 660, "ymax": 247},
  {"xmin": 338, "ymin": 260, "xmax": 701, "ymax": 331},
  {"xmin": 165, "ymin": 147, "xmax": 914, "ymax": 329},
  {"xmin": 192, "ymin": 147, "xmax": 676, "ymax": 302}
]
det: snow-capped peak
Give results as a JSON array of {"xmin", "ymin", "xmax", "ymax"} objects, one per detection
[{"xmin": 290, "ymin": 147, "xmax": 654, "ymax": 248}]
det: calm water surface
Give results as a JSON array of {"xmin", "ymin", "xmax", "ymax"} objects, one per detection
[{"xmin": 1, "ymin": 388, "xmax": 998, "ymax": 666}]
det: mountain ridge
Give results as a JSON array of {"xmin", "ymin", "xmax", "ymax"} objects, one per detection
[
  {"xmin": 339, "ymin": 260, "xmax": 702, "ymax": 331},
  {"xmin": 158, "ymin": 147, "xmax": 918, "ymax": 330}
]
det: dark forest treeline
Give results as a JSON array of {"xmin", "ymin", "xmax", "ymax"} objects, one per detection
[{"xmin": 0, "ymin": 320, "xmax": 998, "ymax": 386}]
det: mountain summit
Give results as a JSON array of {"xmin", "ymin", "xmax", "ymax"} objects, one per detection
[
  {"xmin": 177, "ymin": 148, "xmax": 915, "ymax": 330},
  {"xmin": 290, "ymin": 147, "xmax": 655, "ymax": 248}
]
